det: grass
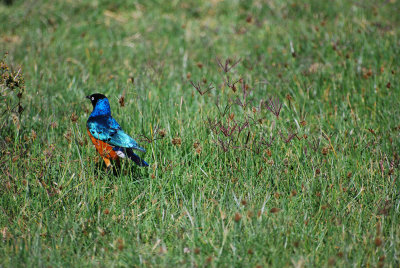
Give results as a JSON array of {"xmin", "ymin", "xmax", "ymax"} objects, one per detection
[{"xmin": 1, "ymin": 0, "xmax": 399, "ymax": 266}]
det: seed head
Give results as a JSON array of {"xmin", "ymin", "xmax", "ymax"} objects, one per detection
[
  {"xmin": 159, "ymin": 129, "xmax": 166, "ymax": 138},
  {"xmin": 119, "ymin": 95, "xmax": 125, "ymax": 107},
  {"xmin": 193, "ymin": 141, "xmax": 200, "ymax": 149},
  {"xmin": 172, "ymin": 137, "xmax": 182, "ymax": 146},
  {"xmin": 374, "ymin": 237, "xmax": 382, "ymax": 247},
  {"xmin": 270, "ymin": 207, "xmax": 280, "ymax": 213},
  {"xmin": 70, "ymin": 112, "xmax": 78, "ymax": 123},
  {"xmin": 195, "ymin": 146, "xmax": 202, "ymax": 155},
  {"xmin": 117, "ymin": 238, "xmax": 124, "ymax": 251},
  {"xmin": 234, "ymin": 212, "xmax": 242, "ymax": 222},
  {"xmin": 246, "ymin": 15, "xmax": 253, "ymax": 23}
]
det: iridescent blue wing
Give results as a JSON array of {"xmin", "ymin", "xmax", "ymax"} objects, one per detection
[{"xmin": 87, "ymin": 115, "xmax": 145, "ymax": 152}]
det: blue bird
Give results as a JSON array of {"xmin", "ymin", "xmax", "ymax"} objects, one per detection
[{"xmin": 86, "ymin": 93, "xmax": 148, "ymax": 168}]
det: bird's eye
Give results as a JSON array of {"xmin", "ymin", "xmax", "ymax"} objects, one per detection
[{"xmin": 91, "ymin": 97, "xmax": 94, "ymax": 101}]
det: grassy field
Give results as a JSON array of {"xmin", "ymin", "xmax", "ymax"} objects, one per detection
[{"xmin": 1, "ymin": 0, "xmax": 399, "ymax": 266}]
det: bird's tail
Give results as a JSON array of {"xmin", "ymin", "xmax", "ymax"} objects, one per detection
[
  {"xmin": 126, "ymin": 148, "xmax": 149, "ymax": 167},
  {"xmin": 135, "ymin": 146, "xmax": 146, "ymax": 153}
]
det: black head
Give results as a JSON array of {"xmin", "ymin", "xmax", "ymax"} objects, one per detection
[{"xmin": 86, "ymin": 93, "xmax": 107, "ymax": 107}]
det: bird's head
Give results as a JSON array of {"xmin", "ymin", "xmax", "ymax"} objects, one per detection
[
  {"xmin": 86, "ymin": 93, "xmax": 108, "ymax": 108},
  {"xmin": 86, "ymin": 93, "xmax": 111, "ymax": 117}
]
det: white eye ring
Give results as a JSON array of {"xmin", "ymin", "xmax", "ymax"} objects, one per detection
[{"xmin": 91, "ymin": 97, "xmax": 94, "ymax": 101}]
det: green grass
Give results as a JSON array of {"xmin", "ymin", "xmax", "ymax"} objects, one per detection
[{"xmin": 1, "ymin": 0, "xmax": 399, "ymax": 266}]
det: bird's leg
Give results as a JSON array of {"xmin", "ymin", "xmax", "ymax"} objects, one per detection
[
  {"xmin": 102, "ymin": 156, "xmax": 112, "ymax": 169},
  {"xmin": 115, "ymin": 157, "xmax": 121, "ymax": 168}
]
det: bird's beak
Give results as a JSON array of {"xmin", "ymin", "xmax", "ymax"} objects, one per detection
[{"xmin": 86, "ymin": 95, "xmax": 90, "ymax": 99}]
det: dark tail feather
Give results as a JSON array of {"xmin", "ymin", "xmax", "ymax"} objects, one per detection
[{"xmin": 126, "ymin": 148, "xmax": 149, "ymax": 167}]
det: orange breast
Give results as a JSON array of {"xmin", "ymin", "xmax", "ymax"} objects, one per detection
[{"xmin": 87, "ymin": 128, "xmax": 119, "ymax": 160}]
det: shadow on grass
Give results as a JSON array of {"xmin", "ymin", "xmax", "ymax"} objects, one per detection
[{"xmin": 92, "ymin": 160, "xmax": 148, "ymax": 180}]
